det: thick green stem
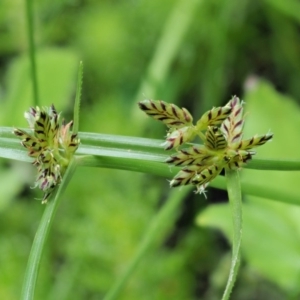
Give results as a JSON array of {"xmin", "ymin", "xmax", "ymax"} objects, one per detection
[{"xmin": 222, "ymin": 169, "xmax": 242, "ymax": 300}]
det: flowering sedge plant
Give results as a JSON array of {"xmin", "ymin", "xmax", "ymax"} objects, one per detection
[
  {"xmin": 139, "ymin": 96, "xmax": 273, "ymax": 195},
  {"xmin": 14, "ymin": 105, "xmax": 80, "ymax": 203}
]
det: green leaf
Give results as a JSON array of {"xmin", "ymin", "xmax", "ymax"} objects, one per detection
[
  {"xmin": 264, "ymin": 0, "xmax": 300, "ymax": 23},
  {"xmin": 242, "ymin": 80, "xmax": 300, "ymax": 292},
  {"xmin": 1, "ymin": 48, "xmax": 78, "ymax": 127},
  {"xmin": 197, "ymin": 80, "xmax": 300, "ymax": 294},
  {"xmin": 133, "ymin": 0, "xmax": 201, "ymax": 117}
]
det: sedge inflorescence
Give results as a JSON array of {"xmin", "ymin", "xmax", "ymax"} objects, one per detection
[
  {"xmin": 14, "ymin": 105, "xmax": 80, "ymax": 203},
  {"xmin": 138, "ymin": 96, "xmax": 273, "ymax": 195}
]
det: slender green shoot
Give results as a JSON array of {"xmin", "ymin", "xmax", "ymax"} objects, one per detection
[
  {"xmin": 133, "ymin": 0, "xmax": 200, "ymax": 112},
  {"xmin": 25, "ymin": 0, "xmax": 39, "ymax": 106},
  {"xmin": 222, "ymin": 169, "xmax": 242, "ymax": 300},
  {"xmin": 73, "ymin": 61, "xmax": 83, "ymax": 134},
  {"xmin": 20, "ymin": 159, "xmax": 77, "ymax": 300}
]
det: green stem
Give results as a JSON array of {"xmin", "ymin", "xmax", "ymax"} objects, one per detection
[
  {"xmin": 20, "ymin": 159, "xmax": 77, "ymax": 300},
  {"xmin": 103, "ymin": 186, "xmax": 192, "ymax": 300},
  {"xmin": 3, "ymin": 128, "xmax": 300, "ymax": 171},
  {"xmin": 73, "ymin": 61, "xmax": 83, "ymax": 134},
  {"xmin": 1, "ymin": 130, "xmax": 300, "ymax": 205},
  {"xmin": 222, "ymin": 169, "xmax": 242, "ymax": 300},
  {"xmin": 25, "ymin": 0, "xmax": 39, "ymax": 106}
]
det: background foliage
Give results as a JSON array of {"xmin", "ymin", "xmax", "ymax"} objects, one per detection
[{"xmin": 1, "ymin": 0, "xmax": 300, "ymax": 299}]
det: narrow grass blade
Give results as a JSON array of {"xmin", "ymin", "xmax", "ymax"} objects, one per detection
[
  {"xmin": 133, "ymin": 0, "xmax": 200, "ymax": 111},
  {"xmin": 103, "ymin": 186, "xmax": 192, "ymax": 300},
  {"xmin": 73, "ymin": 61, "xmax": 83, "ymax": 134},
  {"xmin": 25, "ymin": 0, "xmax": 39, "ymax": 106},
  {"xmin": 222, "ymin": 169, "xmax": 242, "ymax": 300},
  {"xmin": 20, "ymin": 159, "xmax": 77, "ymax": 300}
]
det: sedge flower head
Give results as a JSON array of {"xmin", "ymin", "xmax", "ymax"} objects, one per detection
[
  {"xmin": 139, "ymin": 96, "xmax": 273, "ymax": 196},
  {"xmin": 14, "ymin": 105, "xmax": 80, "ymax": 203}
]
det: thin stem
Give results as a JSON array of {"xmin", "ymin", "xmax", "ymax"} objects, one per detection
[
  {"xmin": 222, "ymin": 169, "xmax": 242, "ymax": 300},
  {"xmin": 73, "ymin": 61, "xmax": 83, "ymax": 134},
  {"xmin": 25, "ymin": 0, "xmax": 39, "ymax": 106}
]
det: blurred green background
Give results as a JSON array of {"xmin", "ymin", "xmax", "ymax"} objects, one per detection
[{"xmin": 1, "ymin": 0, "xmax": 300, "ymax": 299}]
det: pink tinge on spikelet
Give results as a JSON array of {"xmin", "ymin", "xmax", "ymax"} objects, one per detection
[{"xmin": 221, "ymin": 96, "xmax": 244, "ymax": 145}]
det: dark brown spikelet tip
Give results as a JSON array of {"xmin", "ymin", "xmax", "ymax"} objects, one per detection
[
  {"xmin": 50, "ymin": 104, "xmax": 57, "ymax": 115},
  {"xmin": 138, "ymin": 101, "xmax": 150, "ymax": 111},
  {"xmin": 13, "ymin": 128, "xmax": 25, "ymax": 137},
  {"xmin": 165, "ymin": 156, "xmax": 179, "ymax": 164}
]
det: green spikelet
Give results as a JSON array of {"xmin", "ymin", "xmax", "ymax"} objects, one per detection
[
  {"xmin": 138, "ymin": 99, "xmax": 193, "ymax": 128},
  {"xmin": 232, "ymin": 133, "xmax": 273, "ymax": 150},
  {"xmin": 162, "ymin": 126, "xmax": 196, "ymax": 150},
  {"xmin": 59, "ymin": 120, "xmax": 80, "ymax": 155},
  {"xmin": 205, "ymin": 126, "xmax": 227, "ymax": 150},
  {"xmin": 191, "ymin": 164, "xmax": 222, "ymax": 187},
  {"xmin": 34, "ymin": 111, "xmax": 50, "ymax": 141},
  {"xmin": 33, "ymin": 106, "xmax": 59, "ymax": 146},
  {"xmin": 13, "ymin": 128, "xmax": 44, "ymax": 157},
  {"xmin": 14, "ymin": 105, "xmax": 80, "ymax": 204},
  {"xmin": 221, "ymin": 96, "xmax": 244, "ymax": 144},
  {"xmin": 166, "ymin": 145, "xmax": 216, "ymax": 166},
  {"xmin": 225, "ymin": 149, "xmax": 254, "ymax": 169},
  {"xmin": 170, "ymin": 165, "xmax": 204, "ymax": 187},
  {"xmin": 196, "ymin": 105, "xmax": 232, "ymax": 131}
]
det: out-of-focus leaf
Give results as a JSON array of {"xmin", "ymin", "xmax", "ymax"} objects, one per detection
[
  {"xmin": 264, "ymin": 0, "xmax": 300, "ymax": 23},
  {"xmin": 196, "ymin": 80, "xmax": 300, "ymax": 293},
  {"xmin": 0, "ymin": 162, "xmax": 31, "ymax": 211},
  {"xmin": 1, "ymin": 48, "xmax": 78, "ymax": 127}
]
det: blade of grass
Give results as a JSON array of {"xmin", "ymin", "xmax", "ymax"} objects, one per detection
[
  {"xmin": 73, "ymin": 61, "xmax": 83, "ymax": 134},
  {"xmin": 103, "ymin": 186, "xmax": 192, "ymax": 300},
  {"xmin": 25, "ymin": 0, "xmax": 39, "ymax": 106},
  {"xmin": 133, "ymin": 0, "xmax": 201, "ymax": 118},
  {"xmin": 222, "ymin": 169, "xmax": 242, "ymax": 300},
  {"xmin": 20, "ymin": 159, "xmax": 77, "ymax": 300}
]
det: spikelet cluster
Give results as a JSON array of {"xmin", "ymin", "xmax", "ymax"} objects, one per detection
[
  {"xmin": 14, "ymin": 105, "xmax": 80, "ymax": 203},
  {"xmin": 139, "ymin": 96, "xmax": 273, "ymax": 195}
]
